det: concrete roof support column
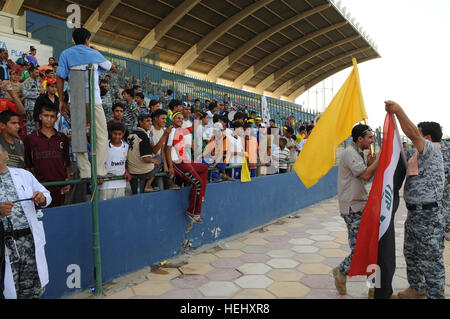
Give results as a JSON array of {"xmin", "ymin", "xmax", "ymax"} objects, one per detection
[
  {"xmin": 2, "ymin": 0, "xmax": 24, "ymax": 15},
  {"xmin": 132, "ymin": 0, "xmax": 202, "ymax": 60},
  {"xmin": 84, "ymin": 0, "xmax": 121, "ymax": 34}
]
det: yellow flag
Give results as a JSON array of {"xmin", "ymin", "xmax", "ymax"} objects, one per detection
[
  {"xmin": 241, "ymin": 152, "xmax": 252, "ymax": 183},
  {"xmin": 294, "ymin": 58, "xmax": 368, "ymax": 188}
]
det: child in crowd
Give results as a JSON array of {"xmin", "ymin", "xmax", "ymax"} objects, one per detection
[{"xmin": 99, "ymin": 122, "xmax": 131, "ymax": 200}]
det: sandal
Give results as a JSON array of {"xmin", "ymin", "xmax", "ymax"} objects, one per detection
[
  {"xmin": 144, "ymin": 187, "xmax": 160, "ymax": 193},
  {"xmin": 169, "ymin": 184, "xmax": 181, "ymax": 190}
]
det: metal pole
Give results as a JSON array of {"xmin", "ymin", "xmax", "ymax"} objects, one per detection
[{"xmin": 89, "ymin": 64, "xmax": 103, "ymax": 296}]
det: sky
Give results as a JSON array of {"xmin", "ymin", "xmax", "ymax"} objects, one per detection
[{"xmin": 296, "ymin": 0, "xmax": 450, "ymax": 137}]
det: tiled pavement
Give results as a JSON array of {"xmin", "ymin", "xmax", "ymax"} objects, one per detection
[{"xmin": 69, "ymin": 195, "xmax": 450, "ymax": 299}]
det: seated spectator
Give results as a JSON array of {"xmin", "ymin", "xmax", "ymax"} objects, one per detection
[
  {"xmin": 100, "ymin": 79, "xmax": 113, "ymax": 122},
  {"xmin": 99, "ymin": 123, "xmax": 131, "ymax": 200},
  {"xmin": 122, "ymin": 88, "xmax": 139, "ymax": 132},
  {"xmin": 39, "ymin": 57, "xmax": 56, "ymax": 74},
  {"xmin": 166, "ymin": 112, "xmax": 209, "ymax": 224},
  {"xmin": 107, "ymin": 103, "xmax": 129, "ymax": 140},
  {"xmin": 225, "ymin": 121, "xmax": 245, "ymax": 180},
  {"xmin": 127, "ymin": 113, "xmax": 162, "ymax": 194},
  {"xmin": 3, "ymin": 70, "xmax": 22, "ymax": 103},
  {"xmin": 0, "ymin": 48, "xmax": 9, "ymax": 81},
  {"xmin": 0, "ymin": 111, "xmax": 25, "ymax": 168},
  {"xmin": 135, "ymin": 92, "xmax": 149, "ymax": 113},
  {"xmin": 166, "ymin": 99, "xmax": 183, "ymax": 127},
  {"xmin": 149, "ymin": 99, "xmax": 161, "ymax": 115},
  {"xmin": 26, "ymin": 46, "xmax": 39, "ymax": 68},
  {"xmin": 296, "ymin": 125, "xmax": 306, "ymax": 144},
  {"xmin": 270, "ymin": 137, "xmax": 290, "ymax": 174},
  {"xmin": 24, "ymin": 105, "xmax": 71, "ymax": 207},
  {"xmin": 21, "ymin": 66, "xmax": 44, "ymax": 134},
  {"xmin": 150, "ymin": 109, "xmax": 179, "ymax": 190},
  {"xmin": 33, "ymin": 77, "xmax": 59, "ymax": 131}
]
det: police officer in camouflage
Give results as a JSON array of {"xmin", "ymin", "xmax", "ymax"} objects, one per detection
[
  {"xmin": 21, "ymin": 66, "xmax": 44, "ymax": 134},
  {"xmin": 333, "ymin": 124, "xmax": 379, "ymax": 296},
  {"xmin": 385, "ymin": 101, "xmax": 446, "ymax": 299},
  {"xmin": 440, "ymin": 139, "xmax": 450, "ymax": 241}
]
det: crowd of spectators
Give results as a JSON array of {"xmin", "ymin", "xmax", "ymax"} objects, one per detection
[{"xmin": 0, "ymin": 29, "xmax": 316, "ymax": 212}]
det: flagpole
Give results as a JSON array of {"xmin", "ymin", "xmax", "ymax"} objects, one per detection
[{"xmin": 352, "ymin": 58, "xmax": 374, "ymax": 155}]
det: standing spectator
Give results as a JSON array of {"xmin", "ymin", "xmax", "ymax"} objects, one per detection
[
  {"xmin": 182, "ymin": 104, "xmax": 193, "ymax": 161},
  {"xmin": 122, "ymin": 88, "xmax": 139, "ymax": 132},
  {"xmin": 56, "ymin": 27, "xmax": 116, "ymax": 180},
  {"xmin": 135, "ymin": 92, "xmax": 149, "ymax": 113},
  {"xmin": 440, "ymin": 139, "xmax": 450, "ymax": 241},
  {"xmin": 150, "ymin": 109, "xmax": 179, "ymax": 190},
  {"xmin": 107, "ymin": 103, "xmax": 129, "ymax": 140},
  {"xmin": 298, "ymin": 125, "xmax": 313, "ymax": 152},
  {"xmin": 166, "ymin": 99, "xmax": 183, "ymax": 127},
  {"xmin": 206, "ymin": 103, "xmax": 218, "ymax": 128},
  {"xmin": 183, "ymin": 95, "xmax": 193, "ymax": 108},
  {"xmin": 204, "ymin": 100, "xmax": 210, "ymax": 111},
  {"xmin": 33, "ymin": 78, "xmax": 59, "ymax": 131},
  {"xmin": 41, "ymin": 69, "xmax": 55, "ymax": 89},
  {"xmin": 225, "ymin": 121, "xmax": 245, "ymax": 180},
  {"xmin": 0, "ymin": 111, "xmax": 25, "ymax": 168},
  {"xmin": 284, "ymin": 126, "xmax": 300, "ymax": 172},
  {"xmin": 296, "ymin": 125, "xmax": 306, "ymax": 144},
  {"xmin": 149, "ymin": 99, "xmax": 160, "ymax": 115},
  {"xmin": 0, "ymin": 49, "xmax": 9, "ymax": 81},
  {"xmin": 19, "ymin": 62, "xmax": 31, "ymax": 82},
  {"xmin": 100, "ymin": 79, "xmax": 113, "ymax": 122},
  {"xmin": 25, "ymin": 47, "xmax": 38, "ymax": 68},
  {"xmin": 127, "ymin": 113, "xmax": 162, "ymax": 194},
  {"xmin": 38, "ymin": 57, "xmax": 56, "ymax": 74},
  {"xmin": 166, "ymin": 112, "xmax": 209, "ymax": 224},
  {"xmin": 270, "ymin": 137, "xmax": 290, "ymax": 174},
  {"xmin": 21, "ymin": 66, "xmax": 44, "ymax": 134},
  {"xmin": 132, "ymin": 84, "xmax": 142, "ymax": 96},
  {"xmin": 98, "ymin": 122, "xmax": 131, "ymax": 200},
  {"xmin": 244, "ymin": 123, "xmax": 258, "ymax": 178},
  {"xmin": 160, "ymin": 89, "xmax": 172, "ymax": 112},
  {"xmin": 24, "ymin": 105, "xmax": 71, "ymax": 207},
  {"xmin": 193, "ymin": 99, "xmax": 201, "ymax": 113},
  {"xmin": 3, "ymin": 71, "xmax": 22, "ymax": 103}
]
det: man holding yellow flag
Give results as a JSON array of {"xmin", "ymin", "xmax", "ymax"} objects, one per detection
[{"xmin": 293, "ymin": 58, "xmax": 379, "ymax": 296}]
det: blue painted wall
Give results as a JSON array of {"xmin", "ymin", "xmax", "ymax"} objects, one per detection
[{"xmin": 40, "ymin": 168, "xmax": 338, "ymax": 299}]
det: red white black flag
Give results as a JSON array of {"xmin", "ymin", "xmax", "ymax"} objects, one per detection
[{"xmin": 348, "ymin": 113, "xmax": 407, "ymax": 298}]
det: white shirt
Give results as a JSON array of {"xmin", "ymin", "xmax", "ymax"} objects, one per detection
[
  {"xmin": 150, "ymin": 127, "xmax": 165, "ymax": 156},
  {"xmin": 206, "ymin": 110, "xmax": 214, "ymax": 128},
  {"xmin": 167, "ymin": 128, "xmax": 185, "ymax": 163},
  {"xmin": 99, "ymin": 141, "xmax": 129, "ymax": 190},
  {"xmin": 228, "ymin": 134, "xmax": 244, "ymax": 165},
  {"xmin": 69, "ymin": 60, "xmax": 112, "ymax": 105}
]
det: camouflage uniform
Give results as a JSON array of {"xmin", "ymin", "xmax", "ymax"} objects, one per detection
[
  {"xmin": 123, "ymin": 100, "xmax": 139, "ymax": 132},
  {"xmin": 441, "ymin": 141, "xmax": 450, "ymax": 233},
  {"xmin": 101, "ymin": 90, "xmax": 114, "ymax": 123},
  {"xmin": 338, "ymin": 209, "xmax": 363, "ymax": 275},
  {"xmin": 21, "ymin": 77, "xmax": 43, "ymax": 135},
  {"xmin": 403, "ymin": 140, "xmax": 445, "ymax": 299},
  {"xmin": 0, "ymin": 170, "xmax": 44, "ymax": 299}
]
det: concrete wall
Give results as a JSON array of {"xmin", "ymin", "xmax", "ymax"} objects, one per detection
[{"xmin": 40, "ymin": 169, "xmax": 338, "ymax": 299}]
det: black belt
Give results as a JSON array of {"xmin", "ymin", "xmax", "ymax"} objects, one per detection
[
  {"xmin": 5, "ymin": 228, "xmax": 32, "ymax": 240},
  {"xmin": 406, "ymin": 202, "xmax": 438, "ymax": 211}
]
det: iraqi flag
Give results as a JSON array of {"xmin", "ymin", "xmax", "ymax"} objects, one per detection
[{"xmin": 348, "ymin": 113, "xmax": 407, "ymax": 299}]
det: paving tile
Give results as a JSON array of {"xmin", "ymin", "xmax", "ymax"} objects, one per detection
[
  {"xmin": 205, "ymin": 268, "xmax": 242, "ymax": 281},
  {"xmin": 210, "ymin": 258, "xmax": 244, "ymax": 269},
  {"xmin": 314, "ymin": 241, "xmax": 342, "ymax": 249},
  {"xmin": 214, "ymin": 250, "xmax": 244, "ymax": 258},
  {"xmin": 268, "ymin": 282, "xmax": 310, "ymax": 298},
  {"xmin": 306, "ymin": 229, "xmax": 330, "ymax": 235},
  {"xmin": 266, "ymin": 258, "xmax": 299, "ymax": 269},
  {"xmin": 266, "ymin": 241, "xmax": 294, "ymax": 250},
  {"xmin": 309, "ymin": 235, "xmax": 336, "ymax": 241},
  {"xmin": 179, "ymin": 263, "xmax": 214, "ymax": 275},
  {"xmin": 324, "ymin": 227, "xmax": 347, "ymax": 232},
  {"xmin": 232, "ymin": 289, "xmax": 276, "ymax": 299},
  {"xmin": 199, "ymin": 281, "xmax": 240, "ymax": 298},
  {"xmin": 288, "ymin": 238, "xmax": 315, "ymax": 245},
  {"xmin": 297, "ymin": 263, "xmax": 332, "ymax": 275},
  {"xmin": 132, "ymin": 281, "xmax": 173, "ymax": 297},
  {"xmin": 188, "ymin": 253, "xmax": 218, "ymax": 264},
  {"xmin": 240, "ymin": 253, "xmax": 271, "ymax": 263},
  {"xmin": 234, "ymin": 275, "xmax": 274, "ymax": 289},
  {"xmin": 322, "ymin": 257, "xmax": 344, "ymax": 268},
  {"xmin": 267, "ymin": 249, "xmax": 295, "ymax": 258},
  {"xmin": 238, "ymin": 263, "xmax": 272, "ymax": 275},
  {"xmin": 171, "ymin": 274, "xmax": 209, "ymax": 289},
  {"xmin": 319, "ymin": 249, "xmax": 349, "ymax": 258},
  {"xmin": 263, "ymin": 235, "xmax": 292, "ymax": 242},
  {"xmin": 300, "ymin": 275, "xmax": 334, "ymax": 289},
  {"xmin": 146, "ymin": 268, "xmax": 182, "ymax": 281},
  {"xmin": 293, "ymin": 254, "xmax": 325, "ymax": 264},
  {"xmin": 291, "ymin": 245, "xmax": 319, "ymax": 253},
  {"xmin": 159, "ymin": 289, "xmax": 203, "ymax": 299},
  {"xmin": 242, "ymin": 238, "xmax": 269, "ymax": 245},
  {"xmin": 225, "ymin": 241, "xmax": 246, "ymax": 250},
  {"xmin": 267, "ymin": 269, "xmax": 304, "ymax": 281},
  {"xmin": 240, "ymin": 245, "xmax": 268, "ymax": 254}
]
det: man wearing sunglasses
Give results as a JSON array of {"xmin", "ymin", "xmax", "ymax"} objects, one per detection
[
  {"xmin": 333, "ymin": 124, "xmax": 379, "ymax": 296},
  {"xmin": 0, "ymin": 143, "xmax": 51, "ymax": 299}
]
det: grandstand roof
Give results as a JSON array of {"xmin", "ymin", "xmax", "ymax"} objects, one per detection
[{"xmin": 3, "ymin": 0, "xmax": 380, "ymax": 101}]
